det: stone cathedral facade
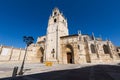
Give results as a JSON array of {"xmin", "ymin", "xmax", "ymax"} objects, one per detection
[{"xmin": 0, "ymin": 8, "xmax": 120, "ymax": 64}]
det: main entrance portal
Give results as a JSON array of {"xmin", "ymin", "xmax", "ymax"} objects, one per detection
[
  {"xmin": 67, "ymin": 52, "xmax": 72, "ymax": 63},
  {"xmin": 65, "ymin": 44, "xmax": 74, "ymax": 64},
  {"xmin": 37, "ymin": 47, "xmax": 44, "ymax": 63}
]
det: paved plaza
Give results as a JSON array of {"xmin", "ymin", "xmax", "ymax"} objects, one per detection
[{"xmin": 0, "ymin": 62, "xmax": 120, "ymax": 80}]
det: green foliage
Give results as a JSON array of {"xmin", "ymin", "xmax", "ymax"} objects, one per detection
[{"xmin": 23, "ymin": 36, "xmax": 34, "ymax": 46}]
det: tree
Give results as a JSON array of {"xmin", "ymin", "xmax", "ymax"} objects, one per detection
[
  {"xmin": 18, "ymin": 36, "xmax": 34, "ymax": 75},
  {"xmin": 23, "ymin": 36, "xmax": 34, "ymax": 47}
]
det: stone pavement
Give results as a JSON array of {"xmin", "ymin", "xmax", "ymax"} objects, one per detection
[
  {"xmin": 0, "ymin": 63, "xmax": 120, "ymax": 80},
  {"xmin": 0, "ymin": 62, "xmax": 88, "ymax": 78}
]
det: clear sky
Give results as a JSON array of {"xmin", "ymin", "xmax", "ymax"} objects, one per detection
[{"xmin": 0, "ymin": 0, "xmax": 120, "ymax": 48}]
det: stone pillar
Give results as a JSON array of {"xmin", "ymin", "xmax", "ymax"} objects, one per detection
[
  {"xmin": 18, "ymin": 48, "xmax": 22, "ymax": 60},
  {"xmin": 73, "ymin": 44, "xmax": 79, "ymax": 64},
  {"xmin": 85, "ymin": 41, "xmax": 91, "ymax": 63},
  {"xmin": 9, "ymin": 46, "xmax": 13, "ymax": 61},
  {"xmin": 94, "ymin": 41, "xmax": 99, "ymax": 58},
  {"xmin": 43, "ymin": 43, "xmax": 47, "ymax": 62},
  {"xmin": 0, "ymin": 45, "xmax": 3, "ymax": 55},
  {"xmin": 60, "ymin": 44, "xmax": 64, "ymax": 64},
  {"xmin": 62, "ymin": 44, "xmax": 67, "ymax": 64},
  {"xmin": 107, "ymin": 41, "xmax": 113, "ymax": 58}
]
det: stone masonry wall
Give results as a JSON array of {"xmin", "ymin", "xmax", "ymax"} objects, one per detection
[{"xmin": 0, "ymin": 45, "xmax": 40, "ymax": 63}]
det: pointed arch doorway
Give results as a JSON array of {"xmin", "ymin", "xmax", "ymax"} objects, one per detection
[
  {"xmin": 67, "ymin": 52, "xmax": 72, "ymax": 63},
  {"xmin": 65, "ymin": 44, "xmax": 74, "ymax": 64},
  {"xmin": 37, "ymin": 47, "xmax": 44, "ymax": 63}
]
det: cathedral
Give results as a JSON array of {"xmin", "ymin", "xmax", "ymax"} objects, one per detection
[{"xmin": 0, "ymin": 8, "xmax": 120, "ymax": 64}]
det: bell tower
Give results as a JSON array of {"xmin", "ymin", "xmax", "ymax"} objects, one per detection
[{"xmin": 45, "ymin": 8, "xmax": 69, "ymax": 63}]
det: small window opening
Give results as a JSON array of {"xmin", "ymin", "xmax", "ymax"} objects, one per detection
[
  {"xmin": 118, "ymin": 53, "xmax": 120, "ymax": 57},
  {"xmin": 54, "ymin": 12, "xmax": 57, "ymax": 15},
  {"xmin": 54, "ymin": 19, "xmax": 57, "ymax": 23},
  {"xmin": 117, "ymin": 49, "xmax": 119, "ymax": 52},
  {"xmin": 78, "ymin": 45, "xmax": 80, "ymax": 49}
]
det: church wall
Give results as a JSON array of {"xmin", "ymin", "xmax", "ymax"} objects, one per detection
[
  {"xmin": 37, "ymin": 36, "xmax": 46, "ymax": 43},
  {"xmin": 78, "ymin": 43, "xmax": 87, "ymax": 64},
  {"xmin": 115, "ymin": 49, "xmax": 120, "ymax": 63},
  {"xmin": 0, "ymin": 45, "xmax": 41, "ymax": 63},
  {"xmin": 78, "ymin": 35, "xmax": 90, "ymax": 63},
  {"xmin": 26, "ymin": 50, "xmax": 33, "ymax": 61},
  {"xmin": 25, "ymin": 46, "xmax": 41, "ymax": 63},
  {"xmin": 87, "ymin": 41, "xmax": 118, "ymax": 63},
  {"xmin": 108, "ymin": 42, "xmax": 120, "ymax": 60},
  {"xmin": 0, "ymin": 45, "xmax": 2, "ymax": 53},
  {"xmin": 61, "ymin": 44, "xmax": 68, "ymax": 64},
  {"xmin": 87, "ymin": 41, "xmax": 99, "ymax": 63},
  {"xmin": 60, "ymin": 36, "xmax": 87, "ymax": 64},
  {"xmin": 46, "ymin": 32, "xmax": 57, "ymax": 61},
  {"xmin": 19, "ymin": 50, "xmax": 25, "ymax": 60},
  {"xmin": 97, "ymin": 42, "xmax": 113, "ymax": 63},
  {"xmin": 0, "ymin": 46, "xmax": 12, "ymax": 61},
  {"xmin": 10, "ymin": 48, "xmax": 21, "ymax": 61},
  {"xmin": 73, "ymin": 44, "xmax": 80, "ymax": 64}
]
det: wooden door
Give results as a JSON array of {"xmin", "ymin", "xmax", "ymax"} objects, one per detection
[{"xmin": 67, "ymin": 52, "xmax": 72, "ymax": 63}]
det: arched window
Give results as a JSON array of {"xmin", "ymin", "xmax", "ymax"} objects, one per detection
[
  {"xmin": 54, "ymin": 19, "xmax": 57, "ymax": 23},
  {"xmin": 78, "ymin": 45, "xmax": 80, "ymax": 49},
  {"xmin": 90, "ymin": 44, "xmax": 96, "ymax": 53},
  {"xmin": 51, "ymin": 49, "xmax": 55, "ymax": 53},
  {"xmin": 103, "ymin": 45, "xmax": 109, "ymax": 54},
  {"xmin": 116, "ymin": 48, "xmax": 119, "ymax": 52},
  {"xmin": 118, "ymin": 53, "xmax": 120, "ymax": 57},
  {"xmin": 51, "ymin": 49, "xmax": 55, "ymax": 58},
  {"xmin": 84, "ymin": 37, "xmax": 87, "ymax": 42},
  {"xmin": 40, "ymin": 47, "xmax": 44, "ymax": 55},
  {"xmin": 39, "ymin": 47, "xmax": 44, "ymax": 63},
  {"xmin": 54, "ymin": 12, "xmax": 57, "ymax": 15}
]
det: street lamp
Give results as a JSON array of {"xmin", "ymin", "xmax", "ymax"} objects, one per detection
[{"xmin": 18, "ymin": 36, "xmax": 34, "ymax": 75}]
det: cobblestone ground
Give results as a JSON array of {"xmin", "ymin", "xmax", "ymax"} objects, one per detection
[{"xmin": 0, "ymin": 63, "xmax": 120, "ymax": 80}]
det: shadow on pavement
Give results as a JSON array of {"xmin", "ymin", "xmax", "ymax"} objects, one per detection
[{"xmin": 1, "ymin": 64, "xmax": 120, "ymax": 80}]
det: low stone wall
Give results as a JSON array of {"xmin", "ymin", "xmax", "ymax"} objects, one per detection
[{"xmin": 0, "ymin": 46, "xmax": 40, "ymax": 63}]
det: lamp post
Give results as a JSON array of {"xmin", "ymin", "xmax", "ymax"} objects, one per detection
[{"xmin": 18, "ymin": 36, "xmax": 34, "ymax": 75}]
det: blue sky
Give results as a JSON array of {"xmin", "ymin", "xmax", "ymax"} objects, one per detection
[{"xmin": 0, "ymin": 0, "xmax": 120, "ymax": 48}]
